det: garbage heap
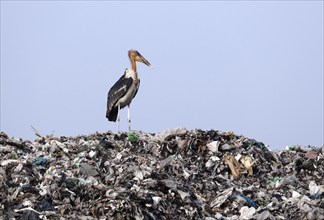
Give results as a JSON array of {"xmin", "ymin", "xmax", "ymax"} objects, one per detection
[{"xmin": 0, "ymin": 128, "xmax": 323, "ymax": 220}]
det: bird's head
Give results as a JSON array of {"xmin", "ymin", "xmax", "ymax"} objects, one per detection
[{"xmin": 128, "ymin": 49, "xmax": 151, "ymax": 67}]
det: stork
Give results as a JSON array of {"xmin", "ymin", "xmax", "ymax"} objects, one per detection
[{"xmin": 106, "ymin": 49, "xmax": 151, "ymax": 131}]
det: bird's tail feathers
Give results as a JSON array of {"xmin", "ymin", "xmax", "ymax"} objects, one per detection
[{"xmin": 106, "ymin": 107, "xmax": 118, "ymax": 122}]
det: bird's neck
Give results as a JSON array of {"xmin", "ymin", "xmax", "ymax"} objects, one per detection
[
  {"xmin": 130, "ymin": 58, "xmax": 138, "ymax": 81},
  {"xmin": 131, "ymin": 58, "xmax": 137, "ymax": 73}
]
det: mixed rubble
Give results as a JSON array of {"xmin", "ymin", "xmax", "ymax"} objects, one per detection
[{"xmin": 0, "ymin": 128, "xmax": 323, "ymax": 219}]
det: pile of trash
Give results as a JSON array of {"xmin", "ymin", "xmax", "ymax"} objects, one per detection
[{"xmin": 0, "ymin": 128, "xmax": 323, "ymax": 220}]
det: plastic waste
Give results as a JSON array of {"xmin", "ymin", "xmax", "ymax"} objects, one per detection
[
  {"xmin": 309, "ymin": 181, "xmax": 324, "ymax": 199},
  {"xmin": 128, "ymin": 132, "xmax": 138, "ymax": 143},
  {"xmin": 224, "ymin": 156, "xmax": 241, "ymax": 179},
  {"xmin": 33, "ymin": 155, "xmax": 48, "ymax": 166},
  {"xmin": 239, "ymin": 155, "xmax": 253, "ymax": 175},
  {"xmin": 239, "ymin": 193, "xmax": 257, "ymax": 208},
  {"xmin": 210, "ymin": 187, "xmax": 234, "ymax": 208}
]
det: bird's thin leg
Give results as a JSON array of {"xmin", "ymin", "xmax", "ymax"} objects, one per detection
[
  {"xmin": 117, "ymin": 104, "xmax": 121, "ymax": 133},
  {"xmin": 128, "ymin": 104, "xmax": 131, "ymax": 131}
]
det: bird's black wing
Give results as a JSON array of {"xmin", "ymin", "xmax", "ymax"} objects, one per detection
[{"xmin": 106, "ymin": 73, "xmax": 133, "ymax": 121}]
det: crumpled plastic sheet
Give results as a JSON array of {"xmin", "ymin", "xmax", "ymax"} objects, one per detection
[{"xmin": 0, "ymin": 129, "xmax": 323, "ymax": 219}]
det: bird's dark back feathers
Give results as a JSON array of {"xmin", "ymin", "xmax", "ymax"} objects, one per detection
[{"xmin": 106, "ymin": 74, "xmax": 133, "ymax": 121}]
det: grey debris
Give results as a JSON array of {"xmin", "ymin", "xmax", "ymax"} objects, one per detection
[
  {"xmin": 207, "ymin": 141, "xmax": 220, "ymax": 153},
  {"xmin": 210, "ymin": 187, "xmax": 234, "ymax": 208},
  {"xmin": 79, "ymin": 163, "xmax": 99, "ymax": 177}
]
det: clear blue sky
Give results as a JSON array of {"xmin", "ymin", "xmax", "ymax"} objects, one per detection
[{"xmin": 1, "ymin": 1, "xmax": 323, "ymax": 150}]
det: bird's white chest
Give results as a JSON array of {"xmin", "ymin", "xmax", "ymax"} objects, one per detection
[
  {"xmin": 116, "ymin": 69, "xmax": 139, "ymax": 107},
  {"xmin": 125, "ymin": 68, "xmax": 136, "ymax": 79}
]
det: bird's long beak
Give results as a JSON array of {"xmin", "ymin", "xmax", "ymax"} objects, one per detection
[{"xmin": 137, "ymin": 52, "xmax": 151, "ymax": 67}]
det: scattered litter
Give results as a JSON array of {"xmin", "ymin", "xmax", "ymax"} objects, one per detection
[
  {"xmin": 210, "ymin": 187, "xmax": 234, "ymax": 208},
  {"xmin": 239, "ymin": 206, "xmax": 256, "ymax": 220},
  {"xmin": 309, "ymin": 181, "xmax": 324, "ymax": 199},
  {"xmin": 224, "ymin": 155, "xmax": 241, "ymax": 179},
  {"xmin": 238, "ymin": 192, "xmax": 257, "ymax": 208},
  {"xmin": 207, "ymin": 141, "xmax": 220, "ymax": 153},
  {"xmin": 33, "ymin": 155, "xmax": 48, "ymax": 166},
  {"xmin": 79, "ymin": 163, "xmax": 99, "ymax": 177},
  {"xmin": 239, "ymin": 156, "xmax": 254, "ymax": 175},
  {"xmin": 128, "ymin": 132, "xmax": 138, "ymax": 143}
]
